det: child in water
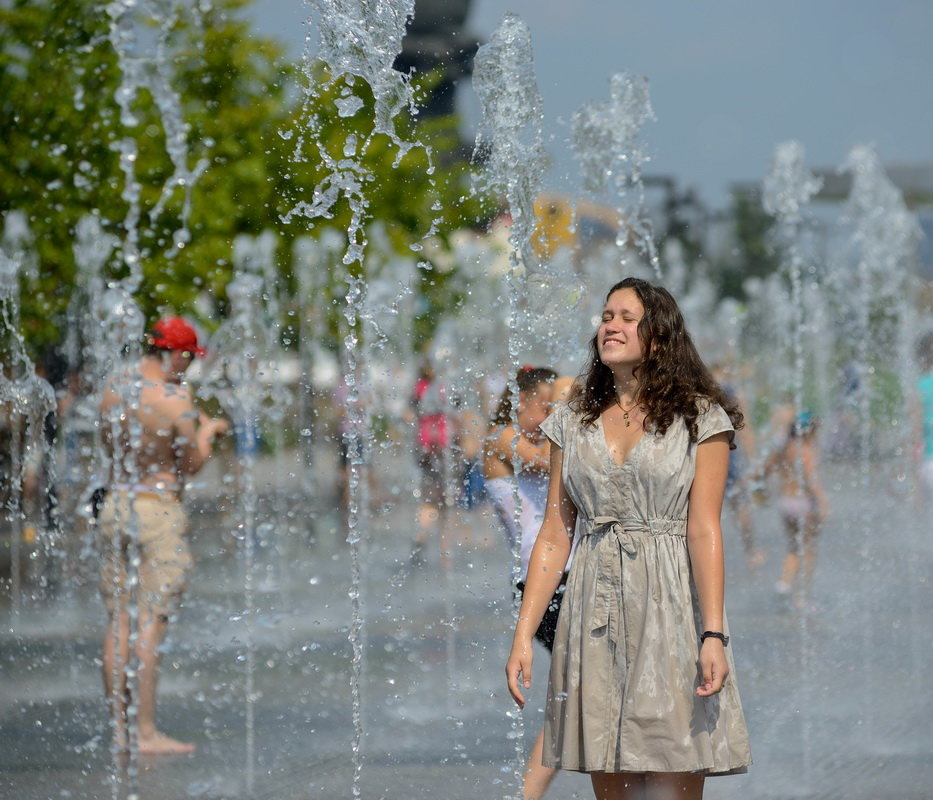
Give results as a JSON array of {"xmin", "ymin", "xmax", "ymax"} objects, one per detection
[{"xmin": 764, "ymin": 411, "xmax": 829, "ymax": 608}]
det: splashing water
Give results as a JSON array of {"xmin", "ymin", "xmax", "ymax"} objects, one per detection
[
  {"xmin": 572, "ymin": 72, "xmax": 661, "ymax": 279},
  {"xmin": 763, "ymin": 140, "xmax": 822, "ymax": 787},
  {"xmin": 106, "ymin": 0, "xmax": 208, "ymax": 263},
  {"xmin": 232, "ymin": 231, "xmax": 293, "ymax": 579},
  {"xmin": 311, "ymin": 0, "xmax": 416, "ymax": 148},
  {"xmin": 198, "ymin": 264, "xmax": 276, "ymax": 794},
  {"xmin": 293, "ymin": 230, "xmax": 345, "ymax": 516},
  {"xmin": 835, "ymin": 144, "xmax": 921, "ymax": 751},
  {"xmin": 0, "ymin": 214, "xmax": 57, "ymax": 621},
  {"xmin": 838, "ymin": 144, "xmax": 920, "ymax": 473},
  {"xmin": 292, "ymin": 1, "xmax": 422, "ymax": 794},
  {"xmin": 472, "ymin": 11, "xmax": 550, "ymax": 375},
  {"xmin": 472, "ymin": 14, "xmax": 550, "ymax": 794},
  {"xmin": 67, "ymin": 216, "xmax": 119, "ymax": 380},
  {"xmin": 473, "ymin": 13, "xmax": 546, "ymax": 267},
  {"xmin": 764, "ymin": 141, "xmax": 823, "ymax": 226},
  {"xmin": 763, "ymin": 141, "xmax": 822, "ymax": 444},
  {"xmin": 98, "ymin": 2, "xmax": 209, "ymax": 791},
  {"xmin": 58, "ymin": 217, "xmax": 120, "ymax": 547},
  {"xmin": 2, "ymin": 1, "xmax": 931, "ymax": 795}
]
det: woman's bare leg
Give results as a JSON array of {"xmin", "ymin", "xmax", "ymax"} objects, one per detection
[
  {"xmin": 591, "ymin": 772, "xmax": 646, "ymax": 800},
  {"xmin": 645, "ymin": 771, "xmax": 704, "ymax": 799},
  {"xmin": 523, "ymin": 727, "xmax": 557, "ymax": 799}
]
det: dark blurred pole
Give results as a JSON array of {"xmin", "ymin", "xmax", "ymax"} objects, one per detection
[{"xmin": 394, "ymin": 0, "xmax": 480, "ymax": 120}]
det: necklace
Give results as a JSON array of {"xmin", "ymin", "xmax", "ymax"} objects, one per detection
[{"xmin": 617, "ymin": 397, "xmax": 638, "ymax": 427}]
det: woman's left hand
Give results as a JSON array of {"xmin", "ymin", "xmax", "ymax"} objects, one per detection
[{"xmin": 696, "ymin": 639, "xmax": 730, "ymax": 697}]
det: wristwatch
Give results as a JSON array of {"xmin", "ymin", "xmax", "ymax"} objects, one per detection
[{"xmin": 700, "ymin": 630, "xmax": 729, "ymax": 646}]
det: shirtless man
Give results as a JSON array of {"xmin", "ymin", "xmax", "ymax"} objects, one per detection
[{"xmin": 98, "ymin": 317, "xmax": 228, "ymax": 755}]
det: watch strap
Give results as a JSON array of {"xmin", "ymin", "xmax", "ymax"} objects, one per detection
[{"xmin": 700, "ymin": 630, "xmax": 729, "ymax": 646}]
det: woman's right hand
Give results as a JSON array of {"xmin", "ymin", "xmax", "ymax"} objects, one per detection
[{"xmin": 505, "ymin": 636, "xmax": 534, "ymax": 708}]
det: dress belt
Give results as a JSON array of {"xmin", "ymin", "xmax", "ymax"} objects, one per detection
[{"xmin": 585, "ymin": 516, "xmax": 687, "ymax": 644}]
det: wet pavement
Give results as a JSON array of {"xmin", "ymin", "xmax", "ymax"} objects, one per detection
[{"xmin": 1, "ymin": 444, "xmax": 931, "ymax": 799}]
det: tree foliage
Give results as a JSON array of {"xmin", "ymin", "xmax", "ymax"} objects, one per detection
[
  {"xmin": 0, "ymin": 0, "xmax": 485, "ymax": 362},
  {"xmin": 714, "ymin": 187, "xmax": 782, "ymax": 298}
]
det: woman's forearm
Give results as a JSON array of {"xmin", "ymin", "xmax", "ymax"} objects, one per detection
[
  {"xmin": 687, "ymin": 528, "xmax": 725, "ymax": 632},
  {"xmin": 514, "ymin": 529, "xmax": 570, "ymax": 642},
  {"xmin": 513, "ymin": 443, "xmax": 576, "ymax": 642},
  {"xmin": 687, "ymin": 435, "xmax": 730, "ymax": 632}
]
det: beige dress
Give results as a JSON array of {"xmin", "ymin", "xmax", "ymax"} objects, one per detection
[{"xmin": 539, "ymin": 401, "xmax": 751, "ymax": 774}]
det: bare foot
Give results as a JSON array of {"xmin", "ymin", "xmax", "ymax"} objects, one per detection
[{"xmin": 137, "ymin": 732, "xmax": 196, "ymax": 755}]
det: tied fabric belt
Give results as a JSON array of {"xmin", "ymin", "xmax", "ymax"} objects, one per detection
[{"xmin": 586, "ymin": 516, "xmax": 687, "ymax": 644}]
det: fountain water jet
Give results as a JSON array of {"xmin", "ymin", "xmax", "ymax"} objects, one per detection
[
  {"xmin": 230, "ymin": 230, "xmax": 293, "ymax": 580},
  {"xmin": 0, "ymin": 213, "xmax": 57, "ymax": 621},
  {"xmin": 572, "ymin": 72, "xmax": 661, "ymax": 280},
  {"xmin": 96, "ymin": 1, "xmax": 209, "ymax": 792},
  {"xmin": 763, "ymin": 139, "xmax": 822, "ymax": 790},
  {"xmin": 834, "ymin": 143, "xmax": 921, "ymax": 755},
  {"xmin": 2, "ymin": 3, "xmax": 933, "ymax": 798},
  {"xmin": 198, "ymin": 264, "xmax": 277, "ymax": 794},
  {"xmin": 292, "ymin": 229, "xmax": 345, "ymax": 526},
  {"xmin": 838, "ymin": 144, "xmax": 920, "ymax": 472},
  {"xmin": 472, "ymin": 14, "xmax": 549, "ymax": 794},
  {"xmin": 290, "ymin": 0, "xmax": 420, "ymax": 794}
]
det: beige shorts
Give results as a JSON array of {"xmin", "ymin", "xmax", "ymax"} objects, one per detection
[{"xmin": 98, "ymin": 490, "xmax": 192, "ymax": 618}]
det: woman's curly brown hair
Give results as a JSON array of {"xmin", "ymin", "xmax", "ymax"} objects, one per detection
[{"xmin": 568, "ymin": 277, "xmax": 743, "ymax": 445}]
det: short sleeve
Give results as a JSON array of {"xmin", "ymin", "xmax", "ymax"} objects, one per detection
[
  {"xmin": 540, "ymin": 403, "xmax": 568, "ymax": 448},
  {"xmin": 697, "ymin": 401, "xmax": 735, "ymax": 446}
]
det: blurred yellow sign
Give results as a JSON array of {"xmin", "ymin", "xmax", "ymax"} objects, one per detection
[{"xmin": 531, "ymin": 193, "xmax": 620, "ymax": 260}]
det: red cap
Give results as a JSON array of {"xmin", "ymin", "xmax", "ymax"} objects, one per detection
[{"xmin": 148, "ymin": 317, "xmax": 206, "ymax": 358}]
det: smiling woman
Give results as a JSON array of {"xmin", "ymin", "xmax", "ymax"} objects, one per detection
[
  {"xmin": 506, "ymin": 276, "xmax": 751, "ymax": 800},
  {"xmin": 597, "ymin": 289, "xmax": 645, "ymax": 376}
]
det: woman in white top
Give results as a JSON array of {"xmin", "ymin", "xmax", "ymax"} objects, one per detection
[
  {"xmin": 484, "ymin": 366, "xmax": 565, "ymax": 800},
  {"xmin": 484, "ymin": 368, "xmax": 556, "ymax": 579}
]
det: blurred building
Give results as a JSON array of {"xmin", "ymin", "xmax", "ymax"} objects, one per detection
[
  {"xmin": 813, "ymin": 162, "xmax": 933, "ymax": 281},
  {"xmin": 721, "ymin": 162, "xmax": 933, "ymax": 285},
  {"xmin": 812, "ymin": 162, "xmax": 933, "ymax": 208}
]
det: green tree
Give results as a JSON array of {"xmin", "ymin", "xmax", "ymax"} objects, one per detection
[
  {"xmin": 0, "ymin": 0, "xmax": 485, "ymax": 360},
  {"xmin": 714, "ymin": 186, "xmax": 782, "ymax": 299},
  {"xmin": 0, "ymin": 0, "xmax": 298, "ymax": 349},
  {"xmin": 1, "ymin": 0, "xmax": 122, "ymax": 349},
  {"xmin": 281, "ymin": 64, "xmax": 488, "ymax": 354}
]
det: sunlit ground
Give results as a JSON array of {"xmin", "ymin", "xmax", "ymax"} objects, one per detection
[{"xmin": 1, "ymin": 438, "xmax": 931, "ymax": 800}]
